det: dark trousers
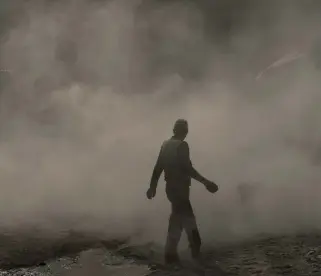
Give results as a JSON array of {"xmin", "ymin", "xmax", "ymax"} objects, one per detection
[{"xmin": 164, "ymin": 182, "xmax": 202, "ymax": 263}]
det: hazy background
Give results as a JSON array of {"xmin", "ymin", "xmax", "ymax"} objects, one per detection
[{"xmin": 1, "ymin": 0, "xmax": 321, "ymax": 250}]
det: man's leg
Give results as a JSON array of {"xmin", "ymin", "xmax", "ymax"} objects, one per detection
[
  {"xmin": 181, "ymin": 201, "xmax": 202, "ymax": 260},
  {"xmin": 164, "ymin": 205, "xmax": 183, "ymax": 264}
]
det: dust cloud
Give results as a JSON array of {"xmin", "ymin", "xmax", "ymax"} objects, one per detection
[{"xmin": 0, "ymin": 0, "xmax": 321, "ymax": 250}]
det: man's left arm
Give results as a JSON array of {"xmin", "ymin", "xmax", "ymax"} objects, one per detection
[{"xmin": 149, "ymin": 146, "xmax": 164, "ymax": 192}]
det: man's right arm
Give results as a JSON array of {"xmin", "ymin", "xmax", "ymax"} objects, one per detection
[{"xmin": 178, "ymin": 141, "xmax": 210, "ymax": 184}]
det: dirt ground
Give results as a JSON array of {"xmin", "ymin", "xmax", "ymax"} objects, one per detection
[{"xmin": 0, "ymin": 231, "xmax": 321, "ymax": 276}]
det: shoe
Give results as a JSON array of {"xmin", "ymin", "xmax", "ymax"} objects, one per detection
[
  {"xmin": 191, "ymin": 246, "xmax": 201, "ymax": 260},
  {"xmin": 165, "ymin": 253, "xmax": 181, "ymax": 266}
]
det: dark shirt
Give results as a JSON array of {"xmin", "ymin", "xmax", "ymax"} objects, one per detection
[{"xmin": 149, "ymin": 137, "xmax": 206, "ymax": 191}]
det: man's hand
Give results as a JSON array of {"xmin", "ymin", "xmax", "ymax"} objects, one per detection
[
  {"xmin": 146, "ymin": 187, "xmax": 156, "ymax": 199},
  {"xmin": 204, "ymin": 180, "xmax": 219, "ymax": 194}
]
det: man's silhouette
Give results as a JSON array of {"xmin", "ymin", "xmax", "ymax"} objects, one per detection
[{"xmin": 147, "ymin": 119, "xmax": 218, "ymax": 265}]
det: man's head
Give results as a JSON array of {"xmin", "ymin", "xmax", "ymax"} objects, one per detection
[{"xmin": 173, "ymin": 119, "xmax": 188, "ymax": 140}]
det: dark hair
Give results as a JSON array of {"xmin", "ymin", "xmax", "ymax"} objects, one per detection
[{"xmin": 173, "ymin": 119, "xmax": 188, "ymax": 135}]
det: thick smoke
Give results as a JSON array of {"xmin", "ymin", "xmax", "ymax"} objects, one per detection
[{"xmin": 1, "ymin": 0, "xmax": 321, "ymax": 250}]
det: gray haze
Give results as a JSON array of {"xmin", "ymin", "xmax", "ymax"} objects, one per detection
[{"xmin": 1, "ymin": 0, "xmax": 321, "ymax": 249}]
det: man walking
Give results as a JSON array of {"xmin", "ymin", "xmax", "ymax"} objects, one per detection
[{"xmin": 146, "ymin": 119, "xmax": 218, "ymax": 265}]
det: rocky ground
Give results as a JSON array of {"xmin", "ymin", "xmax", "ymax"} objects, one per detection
[{"xmin": 1, "ymin": 231, "xmax": 321, "ymax": 276}]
